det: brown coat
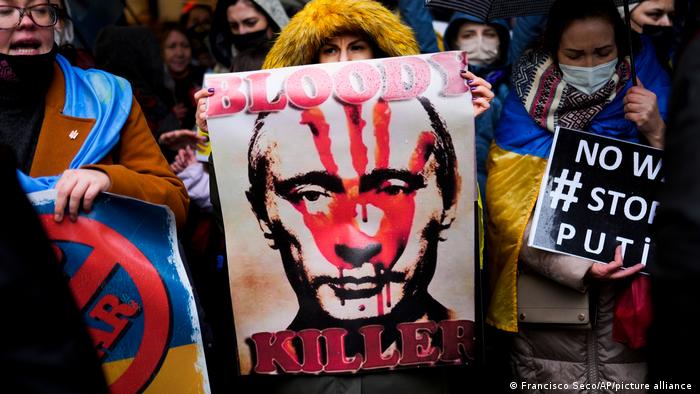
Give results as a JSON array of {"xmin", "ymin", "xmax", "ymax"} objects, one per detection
[{"xmin": 29, "ymin": 63, "xmax": 189, "ymax": 227}]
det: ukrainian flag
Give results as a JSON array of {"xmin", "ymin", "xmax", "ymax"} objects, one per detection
[{"xmin": 485, "ymin": 37, "xmax": 670, "ymax": 332}]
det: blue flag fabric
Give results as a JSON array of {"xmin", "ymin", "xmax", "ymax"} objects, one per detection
[{"xmin": 17, "ymin": 54, "xmax": 133, "ymax": 192}]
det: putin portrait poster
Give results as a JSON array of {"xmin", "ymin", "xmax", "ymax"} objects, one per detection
[{"xmin": 206, "ymin": 52, "xmax": 477, "ymax": 375}]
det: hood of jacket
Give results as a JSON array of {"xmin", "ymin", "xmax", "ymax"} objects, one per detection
[
  {"xmin": 263, "ymin": 0, "xmax": 419, "ymax": 69},
  {"xmin": 443, "ymin": 12, "xmax": 510, "ymax": 67},
  {"xmin": 210, "ymin": 0, "xmax": 290, "ymax": 68}
]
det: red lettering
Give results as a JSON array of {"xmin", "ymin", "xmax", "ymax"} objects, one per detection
[
  {"xmin": 88, "ymin": 294, "xmax": 139, "ymax": 358},
  {"xmin": 381, "ymin": 57, "xmax": 430, "ymax": 101},
  {"xmin": 428, "ymin": 52, "xmax": 469, "ymax": 96},
  {"xmin": 247, "ymin": 73, "xmax": 288, "ymax": 112},
  {"xmin": 251, "ymin": 331, "xmax": 303, "ymax": 373},
  {"xmin": 359, "ymin": 325, "xmax": 400, "ymax": 369},
  {"xmin": 439, "ymin": 320, "xmax": 474, "ymax": 362},
  {"xmin": 207, "ymin": 76, "xmax": 247, "ymax": 115},
  {"xmin": 286, "ymin": 67, "xmax": 333, "ymax": 109},
  {"xmin": 298, "ymin": 329, "xmax": 324, "ymax": 373},
  {"xmin": 334, "ymin": 63, "xmax": 381, "ymax": 104},
  {"xmin": 398, "ymin": 321, "xmax": 439, "ymax": 366},
  {"xmin": 323, "ymin": 328, "xmax": 363, "ymax": 372}
]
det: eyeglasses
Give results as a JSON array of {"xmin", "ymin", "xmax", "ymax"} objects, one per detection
[{"xmin": 0, "ymin": 4, "xmax": 59, "ymax": 30}]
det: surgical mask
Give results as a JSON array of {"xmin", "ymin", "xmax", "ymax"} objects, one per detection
[
  {"xmin": 459, "ymin": 36, "xmax": 499, "ymax": 67},
  {"xmin": 559, "ymin": 58, "xmax": 618, "ymax": 95}
]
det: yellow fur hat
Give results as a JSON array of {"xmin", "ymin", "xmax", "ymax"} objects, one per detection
[{"xmin": 262, "ymin": 0, "xmax": 420, "ymax": 69}]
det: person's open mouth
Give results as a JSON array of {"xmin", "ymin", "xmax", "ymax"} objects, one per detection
[
  {"xmin": 322, "ymin": 270, "xmax": 406, "ymax": 300},
  {"xmin": 10, "ymin": 39, "xmax": 43, "ymax": 56}
]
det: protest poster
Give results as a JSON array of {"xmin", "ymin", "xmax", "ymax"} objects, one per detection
[
  {"xmin": 196, "ymin": 127, "xmax": 212, "ymax": 162},
  {"xmin": 29, "ymin": 191, "xmax": 210, "ymax": 393},
  {"xmin": 529, "ymin": 127, "xmax": 663, "ymax": 269},
  {"xmin": 205, "ymin": 52, "xmax": 477, "ymax": 375}
]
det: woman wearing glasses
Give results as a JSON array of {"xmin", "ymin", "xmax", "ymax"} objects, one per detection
[{"xmin": 0, "ymin": 0, "xmax": 188, "ymax": 228}]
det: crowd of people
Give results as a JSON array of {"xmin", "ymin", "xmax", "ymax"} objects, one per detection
[{"xmin": 1, "ymin": 0, "xmax": 698, "ymax": 392}]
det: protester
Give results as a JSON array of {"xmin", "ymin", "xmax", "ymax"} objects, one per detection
[
  {"xmin": 625, "ymin": 0, "xmax": 675, "ymax": 33},
  {"xmin": 443, "ymin": 13, "xmax": 511, "ymax": 200},
  {"xmin": 209, "ymin": 0, "xmax": 288, "ymax": 72},
  {"xmin": 51, "ymin": 0, "xmax": 89, "ymax": 68},
  {"xmin": 95, "ymin": 25, "xmax": 203, "ymax": 164},
  {"xmin": 180, "ymin": 2, "xmax": 216, "ymax": 71},
  {"xmin": 485, "ymin": 0, "xmax": 670, "ymax": 388},
  {"xmin": 620, "ymin": 0, "xmax": 676, "ymax": 71},
  {"xmin": 648, "ymin": 2, "xmax": 700, "ymax": 388},
  {"xmin": 0, "ymin": 145, "xmax": 108, "ymax": 393},
  {"xmin": 180, "ymin": 1, "xmax": 213, "ymax": 30},
  {"xmin": 160, "ymin": 22, "xmax": 204, "ymax": 131},
  {"xmin": 0, "ymin": 0, "xmax": 188, "ymax": 227}
]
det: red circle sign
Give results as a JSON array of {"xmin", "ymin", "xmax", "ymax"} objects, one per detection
[{"xmin": 41, "ymin": 215, "xmax": 171, "ymax": 393}]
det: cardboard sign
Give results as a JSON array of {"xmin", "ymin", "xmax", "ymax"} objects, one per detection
[
  {"xmin": 529, "ymin": 127, "xmax": 663, "ymax": 269},
  {"xmin": 206, "ymin": 52, "xmax": 477, "ymax": 375},
  {"xmin": 30, "ymin": 191, "xmax": 210, "ymax": 393}
]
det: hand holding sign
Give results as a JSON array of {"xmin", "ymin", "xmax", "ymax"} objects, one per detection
[
  {"xmin": 624, "ymin": 78, "xmax": 665, "ymax": 149},
  {"xmin": 194, "ymin": 87, "xmax": 215, "ymax": 132},
  {"xmin": 587, "ymin": 245, "xmax": 645, "ymax": 281},
  {"xmin": 54, "ymin": 169, "xmax": 111, "ymax": 222},
  {"xmin": 461, "ymin": 70, "xmax": 494, "ymax": 117}
]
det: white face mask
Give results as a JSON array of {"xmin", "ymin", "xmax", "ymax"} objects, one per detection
[
  {"xmin": 458, "ymin": 36, "xmax": 500, "ymax": 67},
  {"xmin": 559, "ymin": 59, "xmax": 618, "ymax": 95}
]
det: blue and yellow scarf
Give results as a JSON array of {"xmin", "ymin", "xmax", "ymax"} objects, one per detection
[{"xmin": 17, "ymin": 54, "xmax": 133, "ymax": 192}]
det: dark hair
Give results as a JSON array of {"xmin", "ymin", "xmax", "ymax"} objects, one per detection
[
  {"xmin": 179, "ymin": 4, "xmax": 213, "ymax": 28},
  {"xmin": 543, "ymin": 0, "xmax": 632, "ymax": 62},
  {"xmin": 215, "ymin": 0, "xmax": 281, "ymax": 32},
  {"xmin": 158, "ymin": 22, "xmax": 191, "ymax": 51},
  {"xmin": 210, "ymin": 0, "xmax": 281, "ymax": 67},
  {"xmin": 246, "ymin": 98, "xmax": 458, "ymax": 225}
]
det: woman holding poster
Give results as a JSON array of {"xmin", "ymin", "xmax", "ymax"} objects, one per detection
[
  {"xmin": 486, "ymin": 0, "xmax": 670, "ymax": 388},
  {"xmin": 197, "ymin": 0, "xmax": 494, "ymax": 392}
]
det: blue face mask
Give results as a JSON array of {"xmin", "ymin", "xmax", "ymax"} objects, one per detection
[{"xmin": 559, "ymin": 58, "xmax": 618, "ymax": 95}]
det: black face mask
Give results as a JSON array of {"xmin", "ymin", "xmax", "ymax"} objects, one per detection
[
  {"xmin": 188, "ymin": 23, "xmax": 211, "ymax": 39},
  {"xmin": 230, "ymin": 29, "xmax": 269, "ymax": 51},
  {"xmin": 642, "ymin": 24, "xmax": 674, "ymax": 65},
  {"xmin": 0, "ymin": 46, "xmax": 56, "ymax": 91},
  {"xmin": 642, "ymin": 24, "xmax": 674, "ymax": 44}
]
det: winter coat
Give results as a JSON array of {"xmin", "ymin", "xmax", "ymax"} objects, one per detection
[
  {"xmin": 486, "ymin": 37, "xmax": 670, "ymax": 391},
  {"xmin": 1, "ymin": 146, "xmax": 108, "ymax": 393},
  {"xmin": 29, "ymin": 61, "xmax": 189, "ymax": 227},
  {"xmin": 511, "ymin": 283, "xmax": 648, "ymax": 393},
  {"xmin": 486, "ymin": 37, "xmax": 670, "ymax": 332},
  {"xmin": 649, "ymin": 33, "xmax": 700, "ymax": 388},
  {"xmin": 443, "ymin": 13, "xmax": 512, "ymax": 201},
  {"xmin": 262, "ymin": 0, "xmax": 419, "ymax": 69}
]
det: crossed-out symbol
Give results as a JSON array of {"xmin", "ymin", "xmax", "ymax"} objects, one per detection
[{"xmin": 40, "ymin": 215, "xmax": 171, "ymax": 394}]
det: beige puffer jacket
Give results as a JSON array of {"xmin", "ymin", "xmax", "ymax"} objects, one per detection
[{"xmin": 511, "ymin": 221, "xmax": 647, "ymax": 393}]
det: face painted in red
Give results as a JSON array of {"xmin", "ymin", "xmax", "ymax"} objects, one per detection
[
  {"xmin": 291, "ymin": 102, "xmax": 435, "ymax": 314},
  {"xmin": 252, "ymin": 97, "xmax": 454, "ymax": 321}
]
